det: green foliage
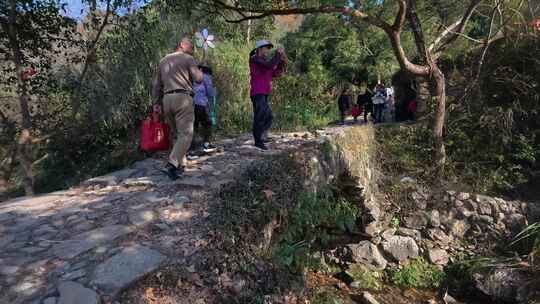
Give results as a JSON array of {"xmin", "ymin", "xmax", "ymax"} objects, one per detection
[
  {"xmin": 346, "ymin": 264, "xmax": 383, "ymax": 291},
  {"xmin": 445, "ymin": 35, "xmax": 540, "ymax": 195},
  {"xmin": 390, "ymin": 217, "xmax": 400, "ymax": 229},
  {"xmin": 282, "ymin": 14, "xmax": 398, "ymax": 86},
  {"xmin": 507, "ymin": 222, "xmax": 540, "ymax": 258},
  {"xmin": 274, "ymin": 188, "xmax": 359, "ymax": 273},
  {"xmin": 210, "ymin": 41, "xmax": 252, "ymax": 133},
  {"xmin": 387, "ymin": 258, "xmax": 445, "ymax": 290},
  {"xmin": 217, "ymin": 155, "xmax": 304, "ymax": 234},
  {"xmin": 311, "ymin": 291, "xmax": 344, "ymax": 304}
]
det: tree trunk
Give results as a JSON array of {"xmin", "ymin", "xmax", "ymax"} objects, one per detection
[
  {"xmin": 431, "ymin": 66, "xmax": 447, "ymax": 177},
  {"xmin": 415, "ymin": 77, "xmax": 430, "ymax": 116},
  {"xmin": 8, "ymin": 0, "xmax": 35, "ymax": 195}
]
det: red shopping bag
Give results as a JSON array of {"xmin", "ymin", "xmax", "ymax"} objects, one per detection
[
  {"xmin": 140, "ymin": 104, "xmax": 170, "ymax": 152},
  {"xmin": 351, "ymin": 105, "xmax": 363, "ymax": 118}
]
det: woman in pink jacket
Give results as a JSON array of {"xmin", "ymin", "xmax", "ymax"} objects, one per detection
[{"xmin": 249, "ymin": 40, "xmax": 287, "ymax": 150}]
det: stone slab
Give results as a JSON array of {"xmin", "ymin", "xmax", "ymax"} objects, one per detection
[
  {"xmin": 91, "ymin": 245, "xmax": 166, "ymax": 296},
  {"xmin": 52, "ymin": 225, "xmax": 133, "ymax": 259},
  {"xmin": 57, "ymin": 281, "xmax": 100, "ymax": 304}
]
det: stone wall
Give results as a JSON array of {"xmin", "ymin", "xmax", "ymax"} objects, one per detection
[{"xmin": 305, "ymin": 126, "xmax": 383, "ymax": 237}]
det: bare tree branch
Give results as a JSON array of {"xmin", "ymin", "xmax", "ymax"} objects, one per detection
[{"xmin": 428, "ymin": 0, "xmax": 483, "ymax": 54}]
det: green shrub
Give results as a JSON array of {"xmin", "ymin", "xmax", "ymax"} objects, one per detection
[
  {"xmin": 387, "ymin": 258, "xmax": 445, "ymax": 289},
  {"xmin": 273, "ymin": 189, "xmax": 359, "ymax": 273},
  {"xmin": 346, "ymin": 264, "xmax": 383, "ymax": 291},
  {"xmin": 311, "ymin": 291, "xmax": 344, "ymax": 304}
]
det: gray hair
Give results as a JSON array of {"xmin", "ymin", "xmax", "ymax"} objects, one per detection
[{"xmin": 178, "ymin": 37, "xmax": 192, "ymax": 48}]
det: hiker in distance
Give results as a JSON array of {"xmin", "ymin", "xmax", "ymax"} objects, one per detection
[
  {"xmin": 249, "ymin": 39, "xmax": 287, "ymax": 150},
  {"xmin": 152, "ymin": 37, "xmax": 203, "ymax": 180}
]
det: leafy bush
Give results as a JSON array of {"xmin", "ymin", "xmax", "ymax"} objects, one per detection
[
  {"xmin": 274, "ymin": 189, "xmax": 359, "ymax": 273},
  {"xmin": 346, "ymin": 264, "xmax": 383, "ymax": 291},
  {"xmin": 387, "ymin": 258, "xmax": 445, "ymax": 289},
  {"xmin": 311, "ymin": 291, "xmax": 344, "ymax": 304}
]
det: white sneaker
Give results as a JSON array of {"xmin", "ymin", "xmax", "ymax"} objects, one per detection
[
  {"xmin": 202, "ymin": 142, "xmax": 217, "ymax": 153},
  {"xmin": 186, "ymin": 152, "xmax": 199, "ymax": 160}
]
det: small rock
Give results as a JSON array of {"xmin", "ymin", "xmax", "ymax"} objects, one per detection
[
  {"xmin": 396, "ymin": 228, "xmax": 422, "ymax": 240},
  {"xmin": 427, "ymin": 210, "xmax": 440, "ymax": 227},
  {"xmin": 447, "ymin": 219, "xmax": 470, "ymax": 238},
  {"xmin": 404, "ymin": 213, "xmax": 428, "ymax": 229},
  {"xmin": 361, "ymin": 291, "xmax": 380, "ymax": 304},
  {"xmin": 478, "ymin": 201, "xmax": 493, "ymax": 216},
  {"xmin": 347, "ymin": 241, "xmax": 387, "ymax": 270},
  {"xmin": 456, "ymin": 192, "xmax": 470, "ymax": 201},
  {"xmin": 381, "ymin": 228, "xmax": 396, "ymax": 241},
  {"xmin": 427, "ymin": 248, "xmax": 449, "ymax": 265},
  {"xmin": 173, "ymin": 195, "xmax": 191, "ymax": 205},
  {"xmin": 400, "ymin": 177, "xmax": 416, "ymax": 183},
  {"xmin": 456, "ymin": 207, "xmax": 474, "ymax": 219},
  {"xmin": 57, "ymin": 281, "xmax": 100, "ymax": 304},
  {"xmin": 381, "ymin": 236, "xmax": 419, "ymax": 262},
  {"xmin": 478, "ymin": 215, "xmax": 494, "ymax": 224},
  {"xmin": 364, "ymin": 222, "xmax": 381, "ymax": 237},
  {"xmin": 464, "ymin": 200, "xmax": 478, "ymax": 211}
]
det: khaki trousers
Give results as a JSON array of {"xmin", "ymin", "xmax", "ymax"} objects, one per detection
[{"xmin": 163, "ymin": 93, "xmax": 194, "ymax": 168}]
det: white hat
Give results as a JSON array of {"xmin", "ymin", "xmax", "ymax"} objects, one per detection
[{"xmin": 255, "ymin": 40, "xmax": 274, "ymax": 49}]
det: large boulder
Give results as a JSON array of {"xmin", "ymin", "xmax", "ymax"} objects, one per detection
[
  {"xmin": 473, "ymin": 268, "xmax": 532, "ymax": 303},
  {"xmin": 347, "ymin": 241, "xmax": 387, "ymax": 270},
  {"xmin": 381, "ymin": 235, "xmax": 419, "ymax": 262}
]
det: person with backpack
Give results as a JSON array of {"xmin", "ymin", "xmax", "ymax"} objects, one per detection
[
  {"xmin": 249, "ymin": 40, "xmax": 287, "ymax": 150},
  {"xmin": 188, "ymin": 65, "xmax": 217, "ymax": 159},
  {"xmin": 372, "ymin": 83, "xmax": 387, "ymax": 123}
]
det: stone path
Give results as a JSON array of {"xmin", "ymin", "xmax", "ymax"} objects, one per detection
[{"xmin": 0, "ymin": 131, "xmax": 332, "ymax": 304}]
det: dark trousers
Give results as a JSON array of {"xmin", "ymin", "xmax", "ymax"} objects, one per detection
[
  {"xmin": 251, "ymin": 94, "xmax": 273, "ymax": 145},
  {"xmin": 373, "ymin": 104, "xmax": 384, "ymax": 123},
  {"xmin": 194, "ymin": 104, "xmax": 212, "ymax": 143},
  {"xmin": 363, "ymin": 103, "xmax": 373, "ymax": 122}
]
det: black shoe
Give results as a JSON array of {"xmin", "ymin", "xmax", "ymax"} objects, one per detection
[
  {"xmin": 163, "ymin": 163, "xmax": 183, "ymax": 180},
  {"xmin": 254, "ymin": 143, "xmax": 268, "ymax": 151}
]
